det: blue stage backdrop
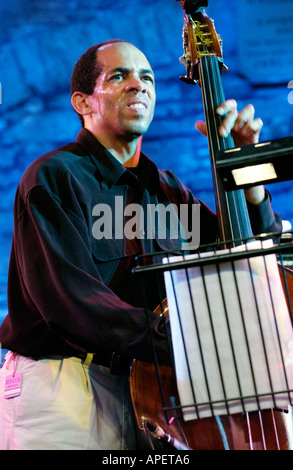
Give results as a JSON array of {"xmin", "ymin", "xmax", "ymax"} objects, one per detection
[{"xmin": 0, "ymin": 0, "xmax": 293, "ymax": 331}]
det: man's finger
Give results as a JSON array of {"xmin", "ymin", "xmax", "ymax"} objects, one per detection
[
  {"xmin": 195, "ymin": 120, "xmax": 207, "ymax": 136},
  {"xmin": 216, "ymin": 99, "xmax": 237, "ymax": 116}
]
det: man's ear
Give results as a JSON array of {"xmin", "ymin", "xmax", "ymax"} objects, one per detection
[{"xmin": 71, "ymin": 91, "xmax": 92, "ymax": 118}]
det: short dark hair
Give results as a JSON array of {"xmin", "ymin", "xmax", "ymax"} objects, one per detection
[{"xmin": 70, "ymin": 39, "xmax": 132, "ymax": 126}]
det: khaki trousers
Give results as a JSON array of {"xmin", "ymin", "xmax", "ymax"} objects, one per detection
[{"xmin": 0, "ymin": 351, "xmax": 137, "ymax": 450}]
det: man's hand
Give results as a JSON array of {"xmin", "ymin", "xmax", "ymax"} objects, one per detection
[
  {"xmin": 216, "ymin": 100, "xmax": 263, "ymax": 147},
  {"xmin": 195, "ymin": 99, "xmax": 263, "ymax": 147},
  {"xmin": 195, "ymin": 100, "xmax": 265, "ymax": 204}
]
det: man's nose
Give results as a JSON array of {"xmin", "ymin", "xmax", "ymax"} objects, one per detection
[{"xmin": 125, "ymin": 75, "xmax": 146, "ymax": 93}]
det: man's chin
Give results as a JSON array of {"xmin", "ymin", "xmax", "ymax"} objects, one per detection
[{"xmin": 123, "ymin": 124, "xmax": 150, "ymax": 140}]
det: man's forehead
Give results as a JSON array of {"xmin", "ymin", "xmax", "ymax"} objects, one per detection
[{"xmin": 96, "ymin": 42, "xmax": 153, "ymax": 72}]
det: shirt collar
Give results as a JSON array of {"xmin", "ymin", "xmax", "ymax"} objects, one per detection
[
  {"xmin": 76, "ymin": 128, "xmax": 160, "ymax": 190},
  {"xmin": 76, "ymin": 128, "xmax": 129, "ymax": 189}
]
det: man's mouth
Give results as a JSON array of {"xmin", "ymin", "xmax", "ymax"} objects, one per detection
[
  {"xmin": 127, "ymin": 100, "xmax": 147, "ymax": 110},
  {"xmin": 128, "ymin": 103, "xmax": 146, "ymax": 109}
]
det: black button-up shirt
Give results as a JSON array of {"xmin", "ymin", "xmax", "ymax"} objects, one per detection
[{"xmin": 0, "ymin": 129, "xmax": 282, "ymax": 363}]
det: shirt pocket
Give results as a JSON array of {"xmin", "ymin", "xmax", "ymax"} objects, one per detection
[
  {"xmin": 90, "ymin": 231, "xmax": 141, "ymax": 283},
  {"xmin": 90, "ymin": 237, "xmax": 124, "ymax": 285}
]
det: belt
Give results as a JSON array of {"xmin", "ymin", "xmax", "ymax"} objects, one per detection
[
  {"xmin": 29, "ymin": 351, "xmax": 131, "ymax": 376},
  {"xmin": 80, "ymin": 351, "xmax": 131, "ymax": 376}
]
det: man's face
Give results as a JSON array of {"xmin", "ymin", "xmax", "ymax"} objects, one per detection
[{"xmin": 88, "ymin": 42, "xmax": 156, "ymax": 140}]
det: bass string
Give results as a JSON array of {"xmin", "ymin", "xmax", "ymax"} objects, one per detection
[
  {"xmin": 248, "ymin": 410, "xmax": 281, "ymax": 450},
  {"xmin": 198, "ymin": 55, "xmax": 231, "ymax": 241},
  {"xmin": 210, "ymin": 56, "xmax": 253, "ymax": 241},
  {"xmin": 199, "ymin": 55, "xmax": 237, "ymax": 241},
  {"xmin": 270, "ymin": 409, "xmax": 281, "ymax": 450},
  {"xmin": 198, "ymin": 55, "xmax": 282, "ymax": 450}
]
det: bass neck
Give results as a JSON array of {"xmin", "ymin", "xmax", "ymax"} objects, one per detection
[{"xmin": 199, "ymin": 54, "xmax": 253, "ymax": 243}]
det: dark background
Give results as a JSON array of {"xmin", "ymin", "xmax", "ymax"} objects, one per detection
[{"xmin": 0, "ymin": 0, "xmax": 292, "ymax": 338}]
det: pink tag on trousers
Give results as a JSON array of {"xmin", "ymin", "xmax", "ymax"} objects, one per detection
[{"xmin": 4, "ymin": 373, "xmax": 22, "ymax": 399}]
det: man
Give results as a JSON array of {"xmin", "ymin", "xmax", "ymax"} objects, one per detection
[{"xmin": 0, "ymin": 40, "xmax": 281, "ymax": 450}]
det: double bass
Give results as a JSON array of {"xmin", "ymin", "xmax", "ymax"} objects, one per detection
[{"xmin": 130, "ymin": 0, "xmax": 293, "ymax": 449}]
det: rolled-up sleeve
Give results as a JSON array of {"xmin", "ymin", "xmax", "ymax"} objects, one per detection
[{"xmin": 246, "ymin": 190, "xmax": 282, "ymax": 235}]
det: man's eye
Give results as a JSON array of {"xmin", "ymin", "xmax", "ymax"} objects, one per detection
[
  {"xmin": 143, "ymin": 75, "xmax": 154, "ymax": 83},
  {"xmin": 110, "ymin": 74, "xmax": 123, "ymax": 80}
]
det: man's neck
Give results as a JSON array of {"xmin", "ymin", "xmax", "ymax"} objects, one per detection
[
  {"xmin": 110, "ymin": 140, "xmax": 141, "ymax": 167},
  {"xmin": 85, "ymin": 126, "xmax": 142, "ymax": 167}
]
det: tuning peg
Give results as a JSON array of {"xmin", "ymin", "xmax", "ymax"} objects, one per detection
[
  {"xmin": 179, "ymin": 55, "xmax": 187, "ymax": 67},
  {"xmin": 179, "ymin": 75, "xmax": 198, "ymax": 85}
]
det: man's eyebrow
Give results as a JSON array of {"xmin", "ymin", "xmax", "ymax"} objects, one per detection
[
  {"xmin": 140, "ymin": 68, "xmax": 155, "ymax": 76},
  {"xmin": 107, "ymin": 66, "xmax": 154, "ymax": 76}
]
